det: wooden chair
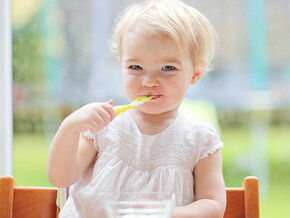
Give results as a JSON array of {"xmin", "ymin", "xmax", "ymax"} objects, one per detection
[
  {"xmin": 0, "ymin": 175, "xmax": 259, "ymax": 218},
  {"xmin": 0, "ymin": 175, "xmax": 58, "ymax": 218},
  {"xmin": 225, "ymin": 176, "xmax": 259, "ymax": 218}
]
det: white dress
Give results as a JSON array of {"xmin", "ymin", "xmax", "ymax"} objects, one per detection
[{"xmin": 59, "ymin": 111, "xmax": 223, "ymax": 218}]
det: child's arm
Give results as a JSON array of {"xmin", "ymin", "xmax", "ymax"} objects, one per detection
[
  {"xmin": 46, "ymin": 100, "xmax": 115, "ymax": 188},
  {"xmin": 172, "ymin": 150, "xmax": 226, "ymax": 218}
]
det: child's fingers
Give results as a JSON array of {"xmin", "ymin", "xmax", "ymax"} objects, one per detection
[
  {"xmin": 89, "ymin": 105, "xmax": 114, "ymax": 131},
  {"xmin": 70, "ymin": 101, "xmax": 116, "ymax": 133},
  {"xmin": 89, "ymin": 121, "xmax": 100, "ymax": 133},
  {"xmin": 96, "ymin": 107, "xmax": 111, "ymax": 125},
  {"xmin": 88, "ymin": 114, "xmax": 107, "ymax": 133},
  {"xmin": 106, "ymin": 99, "xmax": 114, "ymax": 105},
  {"xmin": 101, "ymin": 101, "xmax": 116, "ymax": 120}
]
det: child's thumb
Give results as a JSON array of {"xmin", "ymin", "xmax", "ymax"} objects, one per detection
[{"xmin": 106, "ymin": 99, "xmax": 114, "ymax": 105}]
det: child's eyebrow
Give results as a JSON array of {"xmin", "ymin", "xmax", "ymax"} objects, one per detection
[
  {"xmin": 160, "ymin": 58, "xmax": 181, "ymax": 64},
  {"xmin": 123, "ymin": 57, "xmax": 140, "ymax": 63},
  {"xmin": 123, "ymin": 57, "xmax": 181, "ymax": 65}
]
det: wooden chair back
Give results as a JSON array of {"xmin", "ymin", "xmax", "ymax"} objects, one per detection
[
  {"xmin": 0, "ymin": 175, "xmax": 259, "ymax": 218},
  {"xmin": 0, "ymin": 176, "xmax": 57, "ymax": 218},
  {"xmin": 224, "ymin": 176, "xmax": 259, "ymax": 218}
]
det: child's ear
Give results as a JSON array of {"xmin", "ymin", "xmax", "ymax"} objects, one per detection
[
  {"xmin": 190, "ymin": 71, "xmax": 202, "ymax": 84},
  {"xmin": 190, "ymin": 62, "xmax": 206, "ymax": 84}
]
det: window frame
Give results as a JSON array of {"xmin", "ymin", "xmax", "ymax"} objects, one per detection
[{"xmin": 0, "ymin": 0, "xmax": 13, "ymax": 176}]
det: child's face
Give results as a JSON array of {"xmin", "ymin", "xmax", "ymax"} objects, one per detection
[{"xmin": 120, "ymin": 30, "xmax": 201, "ymax": 115}]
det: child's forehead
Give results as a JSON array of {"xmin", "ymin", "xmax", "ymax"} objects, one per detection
[
  {"xmin": 121, "ymin": 29, "xmax": 187, "ymax": 54},
  {"xmin": 120, "ymin": 31, "xmax": 190, "ymax": 64},
  {"xmin": 122, "ymin": 31, "xmax": 178, "ymax": 51},
  {"xmin": 122, "ymin": 27, "xmax": 186, "ymax": 48}
]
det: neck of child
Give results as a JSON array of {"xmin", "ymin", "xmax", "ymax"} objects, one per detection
[{"xmin": 130, "ymin": 109, "xmax": 179, "ymax": 135}]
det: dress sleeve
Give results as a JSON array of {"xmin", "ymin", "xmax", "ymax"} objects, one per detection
[
  {"xmin": 82, "ymin": 130, "xmax": 99, "ymax": 151},
  {"xmin": 198, "ymin": 123, "xmax": 223, "ymax": 159}
]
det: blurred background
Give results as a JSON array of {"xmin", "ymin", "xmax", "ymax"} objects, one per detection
[{"xmin": 6, "ymin": 0, "xmax": 290, "ymax": 217}]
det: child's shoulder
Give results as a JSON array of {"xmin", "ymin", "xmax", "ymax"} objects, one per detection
[
  {"xmin": 178, "ymin": 114, "xmax": 221, "ymax": 145},
  {"xmin": 179, "ymin": 113, "xmax": 219, "ymax": 132}
]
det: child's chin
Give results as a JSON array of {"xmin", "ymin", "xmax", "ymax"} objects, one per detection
[{"xmin": 142, "ymin": 107, "xmax": 167, "ymax": 115}]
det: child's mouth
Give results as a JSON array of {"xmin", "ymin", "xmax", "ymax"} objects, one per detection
[{"xmin": 151, "ymin": 95, "xmax": 162, "ymax": 100}]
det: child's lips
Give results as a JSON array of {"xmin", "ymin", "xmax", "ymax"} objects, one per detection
[{"xmin": 151, "ymin": 95, "xmax": 162, "ymax": 100}]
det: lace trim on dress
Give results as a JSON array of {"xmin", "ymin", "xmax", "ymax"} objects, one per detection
[
  {"xmin": 197, "ymin": 122, "xmax": 224, "ymax": 159},
  {"xmin": 83, "ymin": 112, "xmax": 223, "ymax": 167}
]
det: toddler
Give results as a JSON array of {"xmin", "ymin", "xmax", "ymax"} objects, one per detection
[{"xmin": 47, "ymin": 0, "xmax": 226, "ymax": 217}]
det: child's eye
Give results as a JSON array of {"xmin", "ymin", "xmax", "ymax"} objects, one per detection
[
  {"xmin": 129, "ymin": 65, "xmax": 143, "ymax": 70},
  {"xmin": 162, "ymin": 65, "xmax": 176, "ymax": 71}
]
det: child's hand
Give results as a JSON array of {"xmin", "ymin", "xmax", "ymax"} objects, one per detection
[{"xmin": 64, "ymin": 99, "xmax": 115, "ymax": 134}]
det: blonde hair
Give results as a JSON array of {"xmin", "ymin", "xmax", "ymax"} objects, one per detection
[{"xmin": 109, "ymin": 0, "xmax": 218, "ymax": 72}]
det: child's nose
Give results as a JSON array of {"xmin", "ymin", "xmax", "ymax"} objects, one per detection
[{"xmin": 141, "ymin": 75, "xmax": 160, "ymax": 87}]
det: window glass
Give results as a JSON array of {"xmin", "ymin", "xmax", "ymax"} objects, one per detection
[{"xmin": 12, "ymin": 1, "xmax": 290, "ymax": 217}]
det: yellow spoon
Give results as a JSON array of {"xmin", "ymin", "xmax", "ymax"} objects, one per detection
[
  {"xmin": 83, "ymin": 96, "xmax": 154, "ymax": 136},
  {"xmin": 114, "ymin": 95, "xmax": 153, "ymax": 116}
]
